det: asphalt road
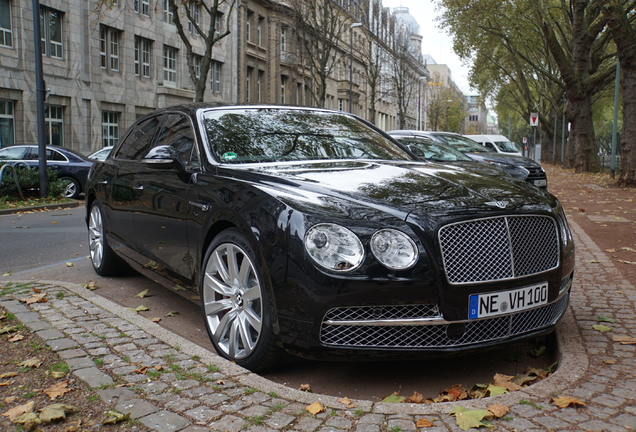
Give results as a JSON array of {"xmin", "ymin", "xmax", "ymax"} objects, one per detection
[{"xmin": 0, "ymin": 205, "xmax": 557, "ymax": 401}]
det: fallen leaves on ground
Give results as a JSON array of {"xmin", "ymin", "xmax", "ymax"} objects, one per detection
[
  {"xmin": 299, "ymin": 383, "xmax": 312, "ymax": 392},
  {"xmin": 612, "ymin": 335, "xmax": 636, "ymax": 344},
  {"xmin": 82, "ymin": 281, "xmax": 98, "ymax": 290},
  {"xmin": 305, "ymin": 401, "xmax": 325, "ymax": 415},
  {"xmin": 21, "ymin": 293, "xmax": 47, "ymax": 304},
  {"xmin": 127, "ymin": 305, "xmax": 149, "ymax": 313},
  {"xmin": 552, "ymin": 395, "xmax": 586, "ymax": 408},
  {"xmin": 136, "ymin": 289, "xmax": 150, "ymax": 298},
  {"xmin": 102, "ymin": 409, "xmax": 131, "ymax": 425},
  {"xmin": 43, "ymin": 380, "xmax": 73, "ymax": 400},
  {"xmin": 592, "ymin": 324, "xmax": 612, "ymax": 332}
]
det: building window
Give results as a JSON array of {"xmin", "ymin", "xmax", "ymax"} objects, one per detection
[
  {"xmin": 134, "ymin": 0, "xmax": 149, "ymax": 16},
  {"xmin": 40, "ymin": 6, "xmax": 63, "ymax": 59},
  {"xmin": 246, "ymin": 11, "xmax": 252, "ymax": 43},
  {"xmin": 100, "ymin": 26, "xmax": 120, "ymax": 71},
  {"xmin": 163, "ymin": 46, "xmax": 177, "ymax": 86},
  {"xmin": 469, "ymin": 115, "xmax": 479, "ymax": 122},
  {"xmin": 211, "ymin": 60, "xmax": 222, "ymax": 93},
  {"xmin": 163, "ymin": 0, "xmax": 174, "ymax": 24},
  {"xmin": 280, "ymin": 27, "xmax": 287, "ymax": 53},
  {"xmin": 0, "ymin": 100, "xmax": 15, "ymax": 147},
  {"xmin": 193, "ymin": 55, "xmax": 201, "ymax": 79},
  {"xmin": 214, "ymin": 12, "xmax": 223, "ymax": 37},
  {"xmin": 296, "ymin": 83, "xmax": 302, "ymax": 105},
  {"xmin": 256, "ymin": 17, "xmax": 263, "ymax": 46},
  {"xmin": 280, "ymin": 75, "xmax": 287, "ymax": 104},
  {"xmin": 257, "ymin": 70, "xmax": 263, "ymax": 103},
  {"xmin": 0, "ymin": 0, "xmax": 13, "ymax": 48},
  {"xmin": 102, "ymin": 111, "xmax": 119, "ymax": 148},
  {"xmin": 134, "ymin": 36, "xmax": 151, "ymax": 78},
  {"xmin": 188, "ymin": 2, "xmax": 200, "ymax": 35},
  {"xmin": 246, "ymin": 67, "xmax": 253, "ymax": 103},
  {"xmin": 44, "ymin": 105, "xmax": 63, "ymax": 147}
]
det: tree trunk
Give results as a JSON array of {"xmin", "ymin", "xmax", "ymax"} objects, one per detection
[{"xmin": 566, "ymin": 92, "xmax": 600, "ymax": 172}]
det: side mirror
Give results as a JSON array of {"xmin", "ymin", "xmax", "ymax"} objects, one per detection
[{"xmin": 143, "ymin": 145, "xmax": 184, "ymax": 171}]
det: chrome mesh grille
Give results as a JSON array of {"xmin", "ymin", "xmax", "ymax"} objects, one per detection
[
  {"xmin": 320, "ymin": 294, "xmax": 569, "ymax": 348},
  {"xmin": 439, "ymin": 216, "xmax": 559, "ymax": 284},
  {"xmin": 324, "ymin": 304, "xmax": 440, "ymax": 322}
]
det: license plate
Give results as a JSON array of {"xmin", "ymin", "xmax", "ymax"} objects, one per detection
[
  {"xmin": 533, "ymin": 179, "xmax": 547, "ymax": 187},
  {"xmin": 469, "ymin": 283, "xmax": 548, "ymax": 319}
]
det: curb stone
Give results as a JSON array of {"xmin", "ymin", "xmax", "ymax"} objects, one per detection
[{"xmin": 1, "ymin": 217, "xmax": 635, "ymax": 431}]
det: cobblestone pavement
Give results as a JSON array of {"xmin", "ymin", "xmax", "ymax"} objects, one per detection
[{"xmin": 1, "ymin": 217, "xmax": 636, "ymax": 432}]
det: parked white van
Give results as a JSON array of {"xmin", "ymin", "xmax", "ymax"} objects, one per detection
[{"xmin": 465, "ymin": 134, "xmax": 523, "ymax": 156}]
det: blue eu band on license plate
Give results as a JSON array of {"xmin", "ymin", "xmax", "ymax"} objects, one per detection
[{"xmin": 468, "ymin": 283, "xmax": 548, "ymax": 319}]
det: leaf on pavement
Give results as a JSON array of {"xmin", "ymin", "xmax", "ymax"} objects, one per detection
[
  {"xmin": 617, "ymin": 259, "xmax": 636, "ymax": 265},
  {"xmin": 2, "ymin": 401, "xmax": 34, "ymax": 421},
  {"xmin": 0, "ymin": 325, "xmax": 18, "ymax": 334},
  {"xmin": 166, "ymin": 311, "xmax": 180, "ymax": 317},
  {"xmin": 2, "ymin": 271, "xmax": 11, "ymax": 277},
  {"xmin": 151, "ymin": 317, "xmax": 161, "ymax": 323},
  {"xmin": 305, "ymin": 401, "xmax": 325, "ymax": 415},
  {"xmin": 487, "ymin": 404, "xmax": 510, "ymax": 418},
  {"xmin": 597, "ymin": 315, "xmax": 618, "ymax": 323},
  {"xmin": 552, "ymin": 396, "xmax": 586, "ymax": 408},
  {"xmin": 102, "ymin": 409, "xmax": 130, "ymax": 425},
  {"xmin": 0, "ymin": 372, "xmax": 18, "ymax": 379},
  {"xmin": 65, "ymin": 262, "xmax": 74, "ymax": 267},
  {"xmin": 612, "ymin": 335, "xmax": 636, "ymax": 345},
  {"xmin": 23, "ymin": 293, "xmax": 47, "ymax": 304},
  {"xmin": 620, "ymin": 247, "xmax": 636, "ymax": 253},
  {"xmin": 338, "ymin": 397, "xmax": 356, "ymax": 408},
  {"xmin": 405, "ymin": 391, "xmax": 425, "ymax": 404},
  {"xmin": 492, "ymin": 373, "xmax": 522, "ymax": 391},
  {"xmin": 8, "ymin": 333, "xmax": 24, "ymax": 343},
  {"xmin": 134, "ymin": 366, "xmax": 148, "ymax": 374},
  {"xmin": 173, "ymin": 284, "xmax": 186, "ymax": 291},
  {"xmin": 127, "ymin": 305, "xmax": 149, "ymax": 313},
  {"xmin": 43, "ymin": 380, "xmax": 72, "ymax": 400},
  {"xmin": 438, "ymin": 385, "xmax": 468, "ymax": 402},
  {"xmin": 381, "ymin": 392, "xmax": 406, "ymax": 403},
  {"xmin": 19, "ymin": 358, "xmax": 42, "ymax": 368},
  {"xmin": 83, "ymin": 281, "xmax": 98, "ymax": 290},
  {"xmin": 11, "ymin": 412, "xmax": 41, "ymax": 428},
  {"xmin": 416, "ymin": 418, "xmax": 435, "ymax": 428},
  {"xmin": 486, "ymin": 384, "xmax": 508, "ymax": 397},
  {"xmin": 528, "ymin": 345, "xmax": 546, "ymax": 357},
  {"xmin": 450, "ymin": 406, "xmax": 494, "ymax": 431},
  {"xmin": 299, "ymin": 383, "xmax": 312, "ymax": 392},
  {"xmin": 136, "ymin": 289, "xmax": 150, "ymax": 298},
  {"xmin": 592, "ymin": 324, "xmax": 612, "ymax": 332},
  {"xmin": 38, "ymin": 403, "xmax": 78, "ymax": 423}
]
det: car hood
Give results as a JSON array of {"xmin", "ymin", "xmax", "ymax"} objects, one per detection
[
  {"xmin": 222, "ymin": 160, "xmax": 556, "ymax": 222},
  {"xmin": 466, "ymin": 152, "xmax": 541, "ymax": 167}
]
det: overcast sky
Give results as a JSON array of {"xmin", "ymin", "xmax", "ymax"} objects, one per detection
[{"xmin": 381, "ymin": 0, "xmax": 473, "ymax": 94}]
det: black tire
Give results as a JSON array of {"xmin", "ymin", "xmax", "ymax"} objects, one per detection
[
  {"xmin": 60, "ymin": 176, "xmax": 81, "ymax": 199},
  {"xmin": 200, "ymin": 228, "xmax": 283, "ymax": 371},
  {"xmin": 88, "ymin": 203, "xmax": 125, "ymax": 276}
]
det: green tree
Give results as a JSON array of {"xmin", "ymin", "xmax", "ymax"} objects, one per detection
[{"xmin": 603, "ymin": 0, "xmax": 636, "ymax": 186}]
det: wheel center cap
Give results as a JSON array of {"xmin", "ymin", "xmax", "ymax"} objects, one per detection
[{"xmin": 234, "ymin": 292, "xmax": 244, "ymax": 308}]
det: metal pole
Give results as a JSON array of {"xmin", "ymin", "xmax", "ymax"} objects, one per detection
[
  {"xmin": 552, "ymin": 111, "xmax": 557, "ymax": 163},
  {"xmin": 610, "ymin": 61, "xmax": 620, "ymax": 179},
  {"xmin": 32, "ymin": 0, "xmax": 47, "ymax": 197}
]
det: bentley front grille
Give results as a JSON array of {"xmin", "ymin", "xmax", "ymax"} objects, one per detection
[
  {"xmin": 438, "ymin": 215, "xmax": 559, "ymax": 284},
  {"xmin": 320, "ymin": 294, "xmax": 568, "ymax": 348}
]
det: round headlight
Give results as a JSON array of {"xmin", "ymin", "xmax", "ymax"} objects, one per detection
[
  {"xmin": 370, "ymin": 229, "xmax": 418, "ymax": 270},
  {"xmin": 304, "ymin": 223, "xmax": 364, "ymax": 272}
]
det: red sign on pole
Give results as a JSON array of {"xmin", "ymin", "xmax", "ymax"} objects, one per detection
[{"xmin": 530, "ymin": 112, "xmax": 539, "ymax": 127}]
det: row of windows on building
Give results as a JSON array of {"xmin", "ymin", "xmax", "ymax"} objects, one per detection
[{"xmin": 0, "ymin": 99, "xmax": 123, "ymax": 149}]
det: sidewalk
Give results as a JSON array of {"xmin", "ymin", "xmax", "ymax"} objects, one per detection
[{"xmin": 2, "ymin": 219, "xmax": 636, "ymax": 431}]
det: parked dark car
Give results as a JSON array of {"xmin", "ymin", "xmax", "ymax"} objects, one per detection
[
  {"xmin": 388, "ymin": 130, "xmax": 548, "ymax": 189},
  {"xmin": 85, "ymin": 104, "xmax": 575, "ymax": 371},
  {"xmin": 389, "ymin": 134, "xmax": 513, "ymax": 179},
  {"xmin": 0, "ymin": 144, "xmax": 94, "ymax": 198}
]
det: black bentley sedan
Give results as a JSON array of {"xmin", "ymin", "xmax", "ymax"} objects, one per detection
[{"xmin": 85, "ymin": 104, "xmax": 575, "ymax": 371}]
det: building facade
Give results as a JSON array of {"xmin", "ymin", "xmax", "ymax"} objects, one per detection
[{"xmin": 0, "ymin": 0, "xmax": 431, "ymax": 155}]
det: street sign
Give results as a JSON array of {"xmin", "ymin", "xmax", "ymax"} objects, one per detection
[
  {"xmin": 523, "ymin": 137, "xmax": 528, "ymax": 144},
  {"xmin": 530, "ymin": 112, "xmax": 539, "ymax": 127}
]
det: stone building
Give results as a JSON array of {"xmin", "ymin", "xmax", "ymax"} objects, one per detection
[{"xmin": 0, "ymin": 0, "xmax": 429, "ymax": 155}]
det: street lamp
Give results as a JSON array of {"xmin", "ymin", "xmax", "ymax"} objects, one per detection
[
  {"xmin": 417, "ymin": 76, "xmax": 427, "ymax": 130},
  {"xmin": 349, "ymin": 22, "xmax": 363, "ymax": 113}
]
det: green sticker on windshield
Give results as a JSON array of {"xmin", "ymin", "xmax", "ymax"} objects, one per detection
[{"xmin": 222, "ymin": 152, "xmax": 238, "ymax": 161}]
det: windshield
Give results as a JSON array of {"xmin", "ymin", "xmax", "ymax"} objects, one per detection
[
  {"xmin": 495, "ymin": 141, "xmax": 521, "ymax": 153},
  {"xmin": 432, "ymin": 134, "xmax": 488, "ymax": 153},
  {"xmin": 394, "ymin": 137, "xmax": 471, "ymax": 162},
  {"xmin": 201, "ymin": 108, "xmax": 414, "ymax": 164}
]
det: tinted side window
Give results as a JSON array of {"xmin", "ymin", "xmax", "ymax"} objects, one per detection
[
  {"xmin": 154, "ymin": 114, "xmax": 200, "ymax": 168},
  {"xmin": 46, "ymin": 149, "xmax": 67, "ymax": 161},
  {"xmin": 0, "ymin": 146, "xmax": 29, "ymax": 160},
  {"xmin": 115, "ymin": 116, "xmax": 163, "ymax": 160}
]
